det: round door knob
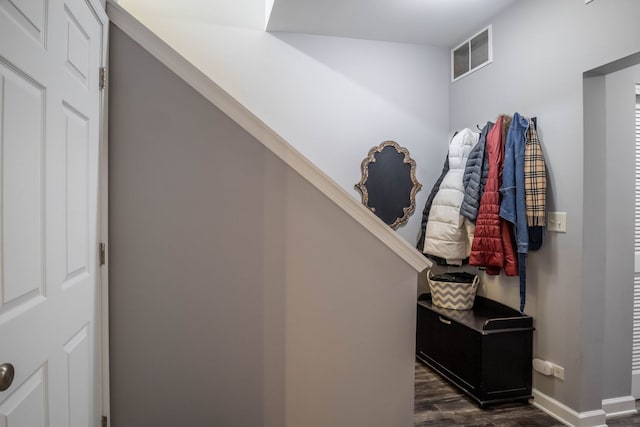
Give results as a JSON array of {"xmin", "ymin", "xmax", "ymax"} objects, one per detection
[{"xmin": 0, "ymin": 363, "xmax": 15, "ymax": 391}]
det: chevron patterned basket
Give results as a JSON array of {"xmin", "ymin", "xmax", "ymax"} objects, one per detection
[{"xmin": 427, "ymin": 270, "xmax": 479, "ymax": 310}]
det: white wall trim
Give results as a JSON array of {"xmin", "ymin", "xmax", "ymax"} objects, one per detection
[
  {"xmin": 105, "ymin": 0, "xmax": 431, "ymax": 273},
  {"xmin": 532, "ymin": 388, "xmax": 607, "ymax": 427},
  {"xmin": 602, "ymin": 395, "xmax": 637, "ymax": 419}
]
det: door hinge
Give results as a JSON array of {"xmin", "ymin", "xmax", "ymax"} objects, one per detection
[
  {"xmin": 101, "ymin": 416, "xmax": 108, "ymax": 427},
  {"xmin": 99, "ymin": 67, "xmax": 107, "ymax": 90},
  {"xmin": 99, "ymin": 242, "xmax": 106, "ymax": 266}
]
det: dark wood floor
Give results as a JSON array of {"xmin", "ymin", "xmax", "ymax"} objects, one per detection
[{"xmin": 414, "ymin": 361, "xmax": 640, "ymax": 426}]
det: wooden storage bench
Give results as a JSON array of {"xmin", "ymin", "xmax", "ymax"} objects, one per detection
[{"xmin": 416, "ymin": 293, "xmax": 534, "ymax": 407}]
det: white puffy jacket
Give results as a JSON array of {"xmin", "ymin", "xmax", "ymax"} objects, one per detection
[{"xmin": 423, "ymin": 128, "xmax": 479, "ymax": 264}]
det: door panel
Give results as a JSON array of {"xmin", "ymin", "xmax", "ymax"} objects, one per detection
[
  {"xmin": 63, "ymin": 103, "xmax": 90, "ymax": 284},
  {"xmin": 64, "ymin": 4, "xmax": 90, "ymax": 86},
  {"xmin": 0, "ymin": 0, "xmax": 105, "ymax": 425},
  {"xmin": 0, "ymin": 0, "xmax": 46, "ymax": 45},
  {"xmin": 0, "ymin": 366, "xmax": 48, "ymax": 427},
  {"xmin": 64, "ymin": 325, "xmax": 90, "ymax": 427},
  {"xmin": 0, "ymin": 61, "xmax": 45, "ymax": 308}
]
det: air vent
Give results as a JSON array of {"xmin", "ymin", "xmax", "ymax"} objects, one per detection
[{"xmin": 451, "ymin": 25, "xmax": 492, "ymax": 82}]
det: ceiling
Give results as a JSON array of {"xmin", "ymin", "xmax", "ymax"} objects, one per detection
[
  {"xmin": 119, "ymin": 0, "xmax": 520, "ymax": 48},
  {"xmin": 266, "ymin": 0, "xmax": 521, "ymax": 47}
]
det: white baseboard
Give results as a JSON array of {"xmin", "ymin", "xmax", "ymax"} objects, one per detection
[
  {"xmin": 602, "ymin": 395, "xmax": 637, "ymax": 419},
  {"xmin": 532, "ymin": 388, "xmax": 607, "ymax": 427},
  {"xmin": 632, "ymin": 370, "xmax": 640, "ymax": 400}
]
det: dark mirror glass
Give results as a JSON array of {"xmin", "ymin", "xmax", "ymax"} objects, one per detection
[{"xmin": 356, "ymin": 141, "xmax": 421, "ymax": 229}]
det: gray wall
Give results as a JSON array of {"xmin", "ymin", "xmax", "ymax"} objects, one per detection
[
  {"xmin": 108, "ymin": 26, "xmax": 419, "ymax": 427},
  {"xmin": 449, "ymin": 0, "xmax": 640, "ymax": 413},
  {"xmin": 582, "ymin": 62, "xmax": 640, "ymax": 405},
  {"xmin": 602, "ymin": 64, "xmax": 640, "ymax": 400},
  {"xmin": 582, "ymin": 73, "xmax": 607, "ymax": 409},
  {"xmin": 115, "ymin": 0, "xmax": 452, "ymax": 243}
]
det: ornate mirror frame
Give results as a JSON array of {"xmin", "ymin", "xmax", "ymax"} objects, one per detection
[{"xmin": 355, "ymin": 140, "xmax": 421, "ymax": 229}]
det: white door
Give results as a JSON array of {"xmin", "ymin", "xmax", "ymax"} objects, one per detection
[
  {"xmin": 633, "ymin": 85, "xmax": 640, "ymax": 398},
  {"xmin": 0, "ymin": 0, "xmax": 107, "ymax": 425}
]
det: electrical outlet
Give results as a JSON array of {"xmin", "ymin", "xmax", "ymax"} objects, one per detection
[
  {"xmin": 547, "ymin": 212, "xmax": 567, "ymax": 233},
  {"xmin": 552, "ymin": 364, "xmax": 565, "ymax": 381}
]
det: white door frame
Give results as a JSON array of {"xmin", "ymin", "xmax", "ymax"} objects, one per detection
[{"xmin": 91, "ymin": 0, "xmax": 111, "ymax": 423}]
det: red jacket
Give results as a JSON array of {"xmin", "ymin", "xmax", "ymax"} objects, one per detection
[{"xmin": 469, "ymin": 116, "xmax": 518, "ymax": 275}]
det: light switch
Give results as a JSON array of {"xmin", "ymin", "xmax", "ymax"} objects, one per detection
[{"xmin": 547, "ymin": 212, "xmax": 567, "ymax": 233}]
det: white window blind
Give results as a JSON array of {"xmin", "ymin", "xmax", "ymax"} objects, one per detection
[
  {"xmin": 634, "ymin": 275, "xmax": 640, "ymax": 372},
  {"xmin": 635, "ymin": 93, "xmax": 640, "ymax": 252},
  {"xmin": 633, "ymin": 87, "xmax": 640, "ymax": 373}
]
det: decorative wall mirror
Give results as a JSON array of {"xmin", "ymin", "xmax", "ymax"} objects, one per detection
[{"xmin": 355, "ymin": 141, "xmax": 421, "ymax": 229}]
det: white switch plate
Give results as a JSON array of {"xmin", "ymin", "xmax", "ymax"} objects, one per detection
[{"xmin": 548, "ymin": 212, "xmax": 567, "ymax": 233}]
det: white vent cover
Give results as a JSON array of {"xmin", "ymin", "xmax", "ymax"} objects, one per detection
[{"xmin": 451, "ymin": 25, "xmax": 492, "ymax": 82}]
